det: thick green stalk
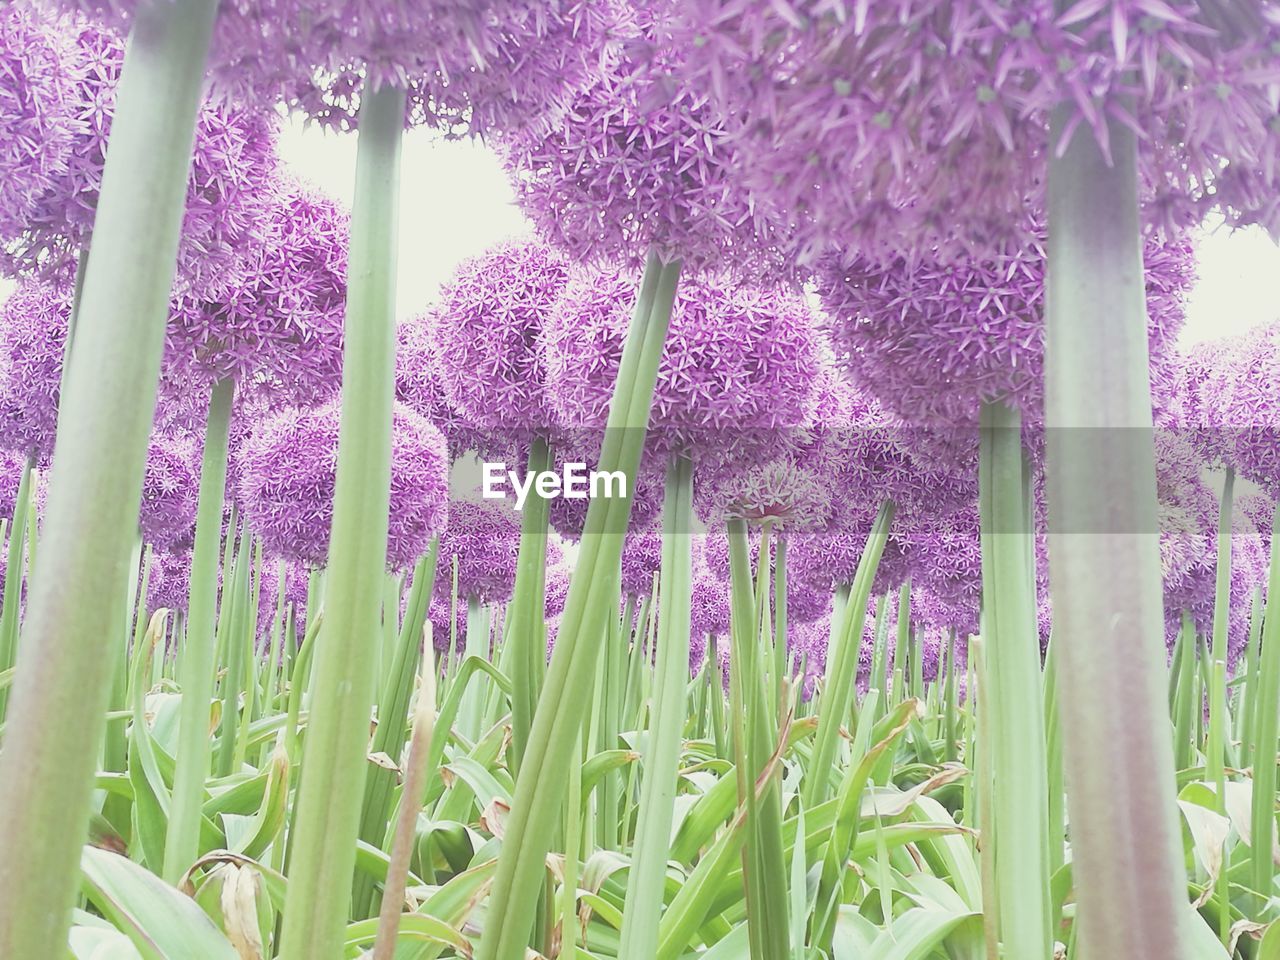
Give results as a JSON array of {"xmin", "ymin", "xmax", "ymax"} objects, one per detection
[
  {"xmin": 978, "ymin": 400, "xmax": 1052, "ymax": 959},
  {"xmin": 1206, "ymin": 468, "xmax": 1234, "ymax": 794},
  {"xmin": 617, "ymin": 454, "xmax": 693, "ymax": 960},
  {"xmin": 1044, "ymin": 109, "xmax": 1189, "ymax": 960},
  {"xmin": 279, "ymin": 83, "xmax": 405, "ymax": 960},
  {"xmin": 476, "ymin": 254, "xmax": 681, "ymax": 960},
  {"xmin": 164, "ymin": 377, "xmax": 234, "ymax": 882},
  {"xmin": 1250, "ymin": 509, "xmax": 1280, "ymax": 899},
  {"xmin": 509, "ymin": 436, "xmax": 553, "ymax": 771},
  {"xmin": 0, "ymin": 3, "xmax": 217, "ymax": 951},
  {"xmin": 802, "ymin": 501, "xmax": 895, "ymax": 808}
]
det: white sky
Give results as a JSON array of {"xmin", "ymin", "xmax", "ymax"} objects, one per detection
[{"xmin": 2, "ymin": 116, "xmax": 1277, "ymax": 345}]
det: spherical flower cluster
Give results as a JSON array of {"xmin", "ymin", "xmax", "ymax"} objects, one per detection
[
  {"xmin": 435, "ymin": 497, "xmax": 521, "ymax": 604},
  {"xmin": 788, "ymin": 615, "xmax": 830, "ymax": 699},
  {"xmin": 0, "ymin": 4, "xmax": 82, "ymax": 246},
  {"xmin": 543, "ymin": 265, "xmax": 823, "ymax": 462},
  {"xmin": 138, "ymin": 433, "xmax": 198, "ymax": 552},
  {"xmin": 689, "ymin": 568, "xmax": 731, "ymax": 662},
  {"xmin": 428, "ymin": 238, "xmax": 568, "ymax": 438},
  {"xmin": 236, "ymin": 400, "xmax": 451, "ymax": 571},
  {"xmin": 1183, "ymin": 323, "xmax": 1280, "ymax": 494},
  {"xmin": 0, "ymin": 449, "xmax": 28, "ymax": 518},
  {"xmin": 0, "ymin": 15, "xmax": 278, "ymax": 297},
  {"xmin": 817, "ymin": 230, "xmax": 1195, "ymax": 428},
  {"xmin": 0, "ymin": 281, "xmax": 69, "ymax": 461},
  {"xmin": 144, "ymin": 549, "xmax": 192, "ymax": 617},
  {"xmin": 500, "ymin": 2, "xmax": 791, "ymax": 275},
  {"xmin": 659, "ymin": 1, "xmax": 1280, "ymax": 265},
  {"xmin": 545, "ymin": 433, "xmax": 665, "ymax": 539},
  {"xmin": 164, "ymin": 180, "xmax": 348, "ymax": 405},
  {"xmin": 695, "ymin": 456, "xmax": 833, "ymax": 533},
  {"xmin": 620, "ymin": 526, "xmax": 663, "ymax": 598}
]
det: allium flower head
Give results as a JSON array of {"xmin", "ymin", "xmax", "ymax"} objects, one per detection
[
  {"xmin": 144, "ymin": 549, "xmax": 192, "ymax": 617},
  {"xmin": 659, "ymin": 1, "xmax": 1280, "ymax": 262},
  {"xmin": 428, "ymin": 238, "xmax": 568, "ymax": 438},
  {"xmin": 817, "ymin": 230, "xmax": 1195, "ymax": 427},
  {"xmin": 1184, "ymin": 322, "xmax": 1280, "ymax": 493},
  {"xmin": 696, "ymin": 455, "xmax": 833, "ymax": 532},
  {"xmin": 0, "ymin": 449, "xmax": 28, "ymax": 518},
  {"xmin": 545, "ymin": 433, "xmax": 664, "ymax": 539},
  {"xmin": 0, "ymin": 15, "xmax": 278, "ymax": 298},
  {"xmin": 436, "ymin": 497, "xmax": 521, "ymax": 603},
  {"xmin": 500, "ymin": 1, "xmax": 791, "ymax": 275},
  {"xmin": 139, "ymin": 432, "xmax": 198, "ymax": 552},
  {"xmin": 0, "ymin": 4, "xmax": 82, "ymax": 244},
  {"xmin": 165, "ymin": 179, "xmax": 348, "ymax": 405},
  {"xmin": 690, "ymin": 568, "xmax": 730, "ymax": 640},
  {"xmin": 620, "ymin": 525, "xmax": 663, "ymax": 597},
  {"xmin": 0, "ymin": 280, "xmax": 68, "ymax": 461},
  {"xmin": 236, "ymin": 400, "xmax": 451, "ymax": 571},
  {"xmin": 543, "ymin": 265, "xmax": 823, "ymax": 462}
]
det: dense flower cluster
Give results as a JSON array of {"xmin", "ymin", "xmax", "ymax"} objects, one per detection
[
  {"xmin": 658, "ymin": 1, "xmax": 1280, "ymax": 265},
  {"xmin": 428, "ymin": 238, "xmax": 567, "ymax": 438},
  {"xmin": 620, "ymin": 526, "xmax": 663, "ymax": 598},
  {"xmin": 435, "ymin": 497, "xmax": 521, "ymax": 604},
  {"xmin": 164, "ymin": 180, "xmax": 348, "ymax": 405},
  {"xmin": 236, "ymin": 400, "xmax": 451, "ymax": 571},
  {"xmin": 500, "ymin": 1, "xmax": 790, "ymax": 274},
  {"xmin": 0, "ymin": 12, "xmax": 278, "ymax": 297},
  {"xmin": 138, "ymin": 433, "xmax": 198, "ymax": 552},
  {"xmin": 817, "ymin": 231, "xmax": 1195, "ymax": 427},
  {"xmin": 543, "ymin": 265, "xmax": 823, "ymax": 463},
  {"xmin": 0, "ymin": 281, "xmax": 68, "ymax": 462}
]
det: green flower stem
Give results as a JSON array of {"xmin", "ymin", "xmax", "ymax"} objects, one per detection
[
  {"xmin": 978, "ymin": 399, "xmax": 1052, "ymax": 960},
  {"xmin": 278, "ymin": 83, "xmax": 406, "ymax": 960},
  {"xmin": 0, "ymin": 3, "xmax": 218, "ymax": 951},
  {"xmin": 1249, "ymin": 508, "xmax": 1280, "ymax": 899},
  {"xmin": 1238, "ymin": 586, "xmax": 1264, "ymax": 767},
  {"xmin": 354, "ymin": 544, "xmax": 438, "ymax": 918},
  {"xmin": 460, "ymin": 595, "xmax": 491, "ymax": 742},
  {"xmin": 1207, "ymin": 467, "xmax": 1234, "ymax": 797},
  {"xmin": 164, "ymin": 376, "xmax": 234, "ymax": 882},
  {"xmin": 0, "ymin": 458, "xmax": 33, "ymax": 722},
  {"xmin": 1045, "ymin": 108, "xmax": 1189, "ymax": 960},
  {"xmin": 618, "ymin": 454, "xmax": 693, "ymax": 960},
  {"xmin": 476, "ymin": 253, "xmax": 681, "ymax": 960},
  {"xmin": 802, "ymin": 501, "xmax": 895, "ymax": 808},
  {"xmin": 508, "ymin": 436, "xmax": 553, "ymax": 773},
  {"xmin": 773, "ymin": 533, "xmax": 789, "ymax": 693}
]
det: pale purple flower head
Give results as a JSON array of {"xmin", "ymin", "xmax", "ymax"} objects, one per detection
[
  {"xmin": 0, "ymin": 280, "xmax": 68, "ymax": 461},
  {"xmin": 0, "ymin": 449, "xmax": 27, "ymax": 517},
  {"xmin": 0, "ymin": 15, "xmax": 278, "ymax": 297},
  {"xmin": 428, "ymin": 238, "xmax": 568, "ymax": 440},
  {"xmin": 695, "ymin": 455, "xmax": 833, "ymax": 534},
  {"xmin": 620, "ymin": 525, "xmax": 663, "ymax": 597},
  {"xmin": 164, "ymin": 179, "xmax": 348, "ymax": 405},
  {"xmin": 545, "ymin": 565, "xmax": 571, "ymax": 620},
  {"xmin": 545, "ymin": 433, "xmax": 664, "ymax": 539},
  {"xmin": 789, "ymin": 614, "xmax": 830, "ymax": 699},
  {"xmin": 236, "ymin": 400, "xmax": 451, "ymax": 571},
  {"xmin": 690, "ymin": 568, "xmax": 730, "ymax": 640},
  {"xmin": 1184, "ymin": 323, "xmax": 1280, "ymax": 494},
  {"xmin": 144, "ymin": 549, "xmax": 192, "ymax": 617},
  {"xmin": 817, "ymin": 230, "xmax": 1195, "ymax": 429},
  {"xmin": 139, "ymin": 432, "xmax": 198, "ymax": 552},
  {"xmin": 660, "ymin": 2, "xmax": 1280, "ymax": 264},
  {"xmin": 0, "ymin": 4, "xmax": 83, "ymax": 244},
  {"xmin": 436, "ymin": 497, "xmax": 521, "ymax": 603},
  {"xmin": 543, "ymin": 265, "xmax": 823, "ymax": 462},
  {"xmin": 500, "ymin": 2, "xmax": 791, "ymax": 275}
]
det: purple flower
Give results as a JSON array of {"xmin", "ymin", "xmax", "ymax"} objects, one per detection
[
  {"xmin": 695, "ymin": 455, "xmax": 833, "ymax": 533},
  {"xmin": 689, "ymin": 567, "xmax": 730, "ymax": 640},
  {"xmin": 620, "ymin": 525, "xmax": 663, "ymax": 598},
  {"xmin": 542, "ymin": 265, "xmax": 823, "ymax": 463},
  {"xmin": 659, "ymin": 2, "xmax": 1280, "ymax": 263},
  {"xmin": 545, "ymin": 433, "xmax": 665, "ymax": 539},
  {"xmin": 144, "ymin": 549, "xmax": 192, "ymax": 617},
  {"xmin": 164, "ymin": 179, "xmax": 348, "ymax": 405},
  {"xmin": 236, "ymin": 400, "xmax": 451, "ymax": 571},
  {"xmin": 139, "ymin": 432, "xmax": 198, "ymax": 552},
  {"xmin": 0, "ymin": 449, "xmax": 28, "ymax": 517},
  {"xmin": 435, "ymin": 497, "xmax": 521, "ymax": 604},
  {"xmin": 0, "ymin": 4, "xmax": 83, "ymax": 246},
  {"xmin": 0, "ymin": 14, "xmax": 278, "ymax": 298},
  {"xmin": 499, "ymin": 2, "xmax": 792, "ymax": 274},
  {"xmin": 816, "ymin": 230, "xmax": 1195, "ymax": 429},
  {"xmin": 0, "ymin": 280, "xmax": 68, "ymax": 461},
  {"xmin": 428, "ymin": 238, "xmax": 568, "ymax": 440}
]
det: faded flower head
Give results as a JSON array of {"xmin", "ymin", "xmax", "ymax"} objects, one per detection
[{"xmin": 236, "ymin": 400, "xmax": 451, "ymax": 571}]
